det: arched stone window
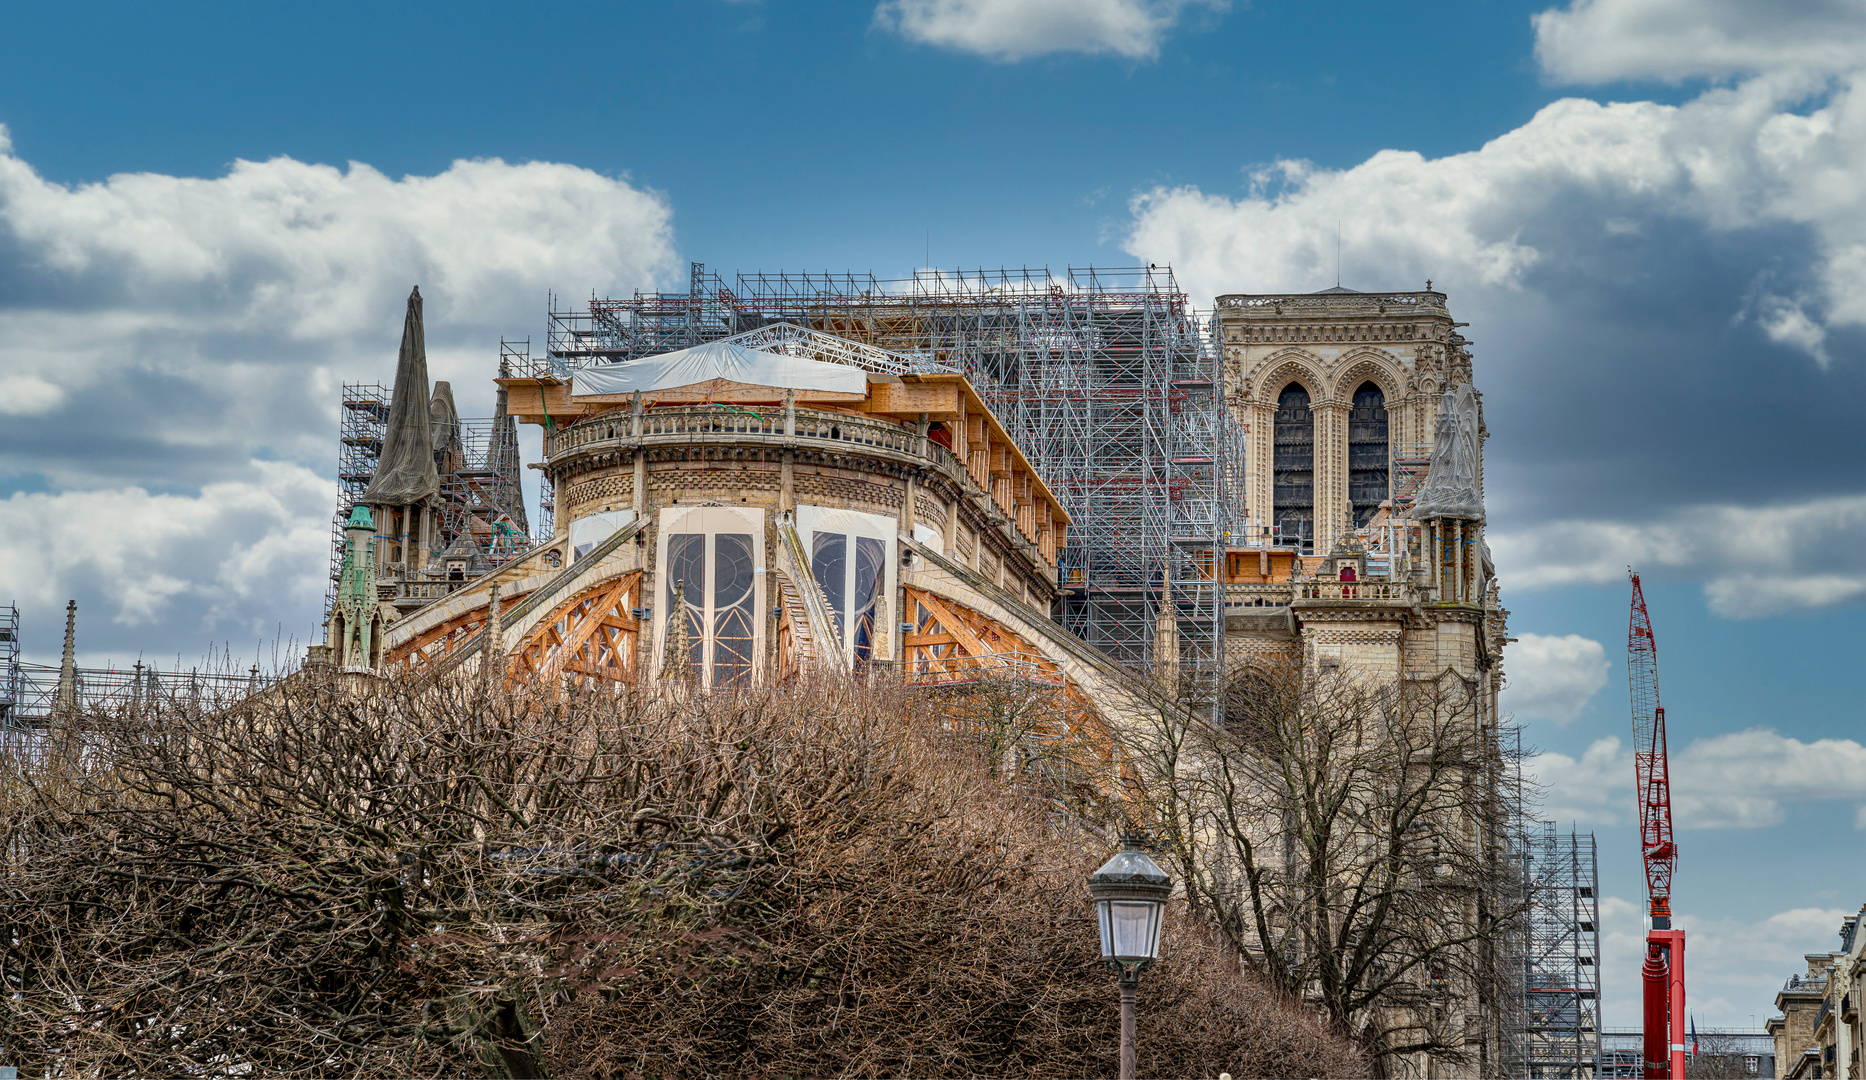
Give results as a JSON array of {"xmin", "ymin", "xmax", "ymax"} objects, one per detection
[
  {"xmin": 1273, "ymin": 383, "xmax": 1314, "ymax": 546},
  {"xmin": 1348, "ymin": 381, "xmax": 1389, "ymax": 527}
]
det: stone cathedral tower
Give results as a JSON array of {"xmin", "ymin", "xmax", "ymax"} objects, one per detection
[
  {"xmin": 1210, "ymin": 285, "xmax": 1509, "ymax": 1077},
  {"xmin": 1209, "ymin": 282, "xmax": 1502, "ymax": 711}
]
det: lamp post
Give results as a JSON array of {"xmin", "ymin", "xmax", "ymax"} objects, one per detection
[{"xmin": 1088, "ymin": 832, "xmax": 1172, "ymax": 1080}]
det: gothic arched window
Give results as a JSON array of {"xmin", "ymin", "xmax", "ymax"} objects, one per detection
[
  {"xmin": 1348, "ymin": 381, "xmax": 1389, "ymax": 528},
  {"xmin": 1273, "ymin": 383, "xmax": 1314, "ymax": 546}
]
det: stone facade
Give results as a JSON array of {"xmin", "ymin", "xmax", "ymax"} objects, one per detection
[
  {"xmin": 366, "ymin": 362, "xmax": 1166, "ymax": 746},
  {"xmin": 1214, "ymin": 287, "xmax": 1478, "ymax": 553},
  {"xmin": 1211, "ymin": 287, "xmax": 1508, "ymax": 1079}
]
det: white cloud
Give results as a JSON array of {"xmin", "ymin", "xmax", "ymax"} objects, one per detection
[
  {"xmin": 872, "ymin": 0, "xmax": 1225, "ymax": 61},
  {"xmin": 1526, "ymin": 736, "xmax": 1629, "ymax": 826},
  {"xmin": 0, "ymin": 375, "xmax": 64, "ymax": 416},
  {"xmin": 0, "ymin": 462, "xmax": 335, "ymax": 648},
  {"xmin": 1504, "ymin": 633, "xmax": 1610, "ymax": 724},
  {"xmin": 1490, "ymin": 494, "xmax": 1866, "ymax": 617},
  {"xmin": 1126, "ymin": 78, "xmax": 1866, "ymax": 365},
  {"xmin": 1596, "ymin": 895, "xmax": 1854, "ymax": 1028},
  {"xmin": 1528, "ymin": 730, "xmax": 1866, "ymax": 830},
  {"xmin": 1677, "ymin": 728, "xmax": 1866, "ymax": 828},
  {"xmin": 1533, "ymin": 0, "xmax": 1866, "ymax": 85},
  {"xmin": 0, "ymin": 126, "xmax": 680, "ymax": 662}
]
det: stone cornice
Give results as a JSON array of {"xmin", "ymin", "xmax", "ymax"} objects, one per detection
[{"xmin": 1215, "ymin": 290, "xmax": 1450, "ymax": 318}]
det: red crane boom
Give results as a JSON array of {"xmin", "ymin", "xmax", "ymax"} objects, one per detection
[{"xmin": 1628, "ymin": 571, "xmax": 1685, "ymax": 1079}]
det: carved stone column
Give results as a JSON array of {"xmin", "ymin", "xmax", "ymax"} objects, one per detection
[{"xmin": 1314, "ymin": 399, "xmax": 1349, "ymax": 551}]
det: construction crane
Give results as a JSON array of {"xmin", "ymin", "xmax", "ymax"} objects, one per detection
[{"xmin": 1629, "ymin": 571, "xmax": 1685, "ymax": 1079}]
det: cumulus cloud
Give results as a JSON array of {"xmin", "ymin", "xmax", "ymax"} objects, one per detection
[
  {"xmin": 1526, "ymin": 736, "xmax": 1629, "ymax": 826},
  {"xmin": 1125, "ymin": 65, "xmax": 1866, "ymax": 615},
  {"xmin": 1596, "ymin": 895, "xmax": 1853, "ymax": 1027},
  {"xmin": 872, "ymin": 0, "xmax": 1225, "ymax": 61},
  {"xmin": 1528, "ymin": 730, "xmax": 1866, "ymax": 829},
  {"xmin": 1504, "ymin": 633, "xmax": 1610, "ymax": 724},
  {"xmin": 0, "ymin": 462, "xmax": 334, "ymax": 653},
  {"xmin": 0, "ymin": 127, "xmax": 679, "ymax": 661},
  {"xmin": 1125, "ymin": 81, "xmax": 1866, "ymax": 363},
  {"xmin": 1534, "ymin": 0, "xmax": 1866, "ymax": 85},
  {"xmin": 1490, "ymin": 494, "xmax": 1866, "ymax": 617}
]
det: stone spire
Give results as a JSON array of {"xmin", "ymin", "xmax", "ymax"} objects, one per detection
[
  {"xmin": 361, "ymin": 287, "xmax": 440, "ymax": 507},
  {"xmin": 55, "ymin": 599, "xmax": 77, "ymax": 712},
  {"xmin": 1153, "ymin": 559, "xmax": 1179, "ymax": 689},
  {"xmin": 663, "ymin": 579, "xmax": 694, "ymax": 686},
  {"xmin": 482, "ymin": 581, "xmax": 503, "ymax": 689}
]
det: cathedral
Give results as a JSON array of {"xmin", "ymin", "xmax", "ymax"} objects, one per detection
[{"xmin": 310, "ymin": 277, "xmax": 1512, "ymax": 1077}]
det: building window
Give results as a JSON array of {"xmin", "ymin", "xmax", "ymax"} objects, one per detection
[
  {"xmin": 812, "ymin": 532, "xmax": 886, "ymax": 665},
  {"xmin": 796, "ymin": 506, "xmax": 897, "ymax": 667},
  {"xmin": 1273, "ymin": 383, "xmax": 1314, "ymax": 545},
  {"xmin": 665, "ymin": 533, "xmax": 757, "ymax": 688},
  {"xmin": 657, "ymin": 506, "xmax": 764, "ymax": 689},
  {"xmin": 1348, "ymin": 381, "xmax": 1389, "ymax": 527}
]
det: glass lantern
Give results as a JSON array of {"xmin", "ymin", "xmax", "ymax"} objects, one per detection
[{"xmin": 1087, "ymin": 834, "xmax": 1172, "ymax": 967}]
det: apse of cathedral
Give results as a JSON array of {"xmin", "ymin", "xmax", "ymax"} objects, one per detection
[{"xmin": 304, "ymin": 278, "xmax": 1511, "ymax": 1077}]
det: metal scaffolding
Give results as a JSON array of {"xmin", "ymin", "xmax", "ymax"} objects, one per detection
[
  {"xmin": 0, "ymin": 603, "xmax": 18, "ymax": 727},
  {"xmin": 326, "ymin": 379, "xmax": 535, "ymax": 608},
  {"xmin": 531, "ymin": 263, "xmax": 1232, "ymax": 682},
  {"xmin": 1507, "ymin": 822, "xmax": 1603, "ymax": 1078}
]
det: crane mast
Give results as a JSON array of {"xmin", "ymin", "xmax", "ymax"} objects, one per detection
[{"xmin": 1629, "ymin": 571, "xmax": 1685, "ymax": 1079}]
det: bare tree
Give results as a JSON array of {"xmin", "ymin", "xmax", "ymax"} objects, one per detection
[
  {"xmin": 1, "ymin": 667, "xmax": 1361, "ymax": 1079},
  {"xmin": 1126, "ymin": 657, "xmax": 1522, "ymax": 1077},
  {"xmin": 1685, "ymin": 1032, "xmax": 1772, "ymax": 1079}
]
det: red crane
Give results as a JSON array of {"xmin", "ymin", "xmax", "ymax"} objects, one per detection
[{"xmin": 1629, "ymin": 571, "xmax": 1685, "ymax": 1079}]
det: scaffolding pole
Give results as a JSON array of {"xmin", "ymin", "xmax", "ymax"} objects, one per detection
[
  {"xmin": 326, "ymin": 374, "xmax": 538, "ymax": 611},
  {"xmin": 1506, "ymin": 821, "xmax": 1603, "ymax": 1078}
]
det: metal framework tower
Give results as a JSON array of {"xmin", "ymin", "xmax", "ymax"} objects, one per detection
[
  {"xmin": 0, "ymin": 603, "xmax": 19, "ymax": 727},
  {"xmin": 532, "ymin": 263, "xmax": 1232, "ymax": 684},
  {"xmin": 1515, "ymin": 823, "xmax": 1603, "ymax": 1078},
  {"xmin": 326, "ymin": 380, "xmax": 536, "ymax": 607}
]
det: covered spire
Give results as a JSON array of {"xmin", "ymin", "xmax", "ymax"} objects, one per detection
[
  {"xmin": 361, "ymin": 287, "xmax": 440, "ymax": 506},
  {"xmin": 1411, "ymin": 383, "xmax": 1485, "ymax": 523}
]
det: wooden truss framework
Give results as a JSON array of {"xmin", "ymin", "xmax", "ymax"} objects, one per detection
[
  {"xmin": 505, "ymin": 572, "xmax": 642, "ymax": 688},
  {"xmin": 385, "ymin": 593, "xmax": 529, "ymax": 669},
  {"xmin": 900, "ymin": 586, "xmax": 1117, "ymax": 784},
  {"xmin": 902, "ymin": 586, "xmax": 1064, "ymax": 686}
]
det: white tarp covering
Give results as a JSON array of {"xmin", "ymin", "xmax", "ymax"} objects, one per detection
[{"xmin": 572, "ymin": 339, "xmax": 868, "ymax": 397}]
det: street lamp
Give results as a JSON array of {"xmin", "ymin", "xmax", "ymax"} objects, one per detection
[{"xmin": 1088, "ymin": 832, "xmax": 1172, "ymax": 1080}]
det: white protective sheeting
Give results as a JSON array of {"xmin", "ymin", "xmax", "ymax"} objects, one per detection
[
  {"xmin": 572, "ymin": 339, "xmax": 868, "ymax": 397},
  {"xmin": 1411, "ymin": 383, "xmax": 1486, "ymax": 523}
]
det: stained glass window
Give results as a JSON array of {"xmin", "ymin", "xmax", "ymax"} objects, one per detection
[
  {"xmin": 1273, "ymin": 383, "xmax": 1314, "ymax": 545},
  {"xmin": 712, "ymin": 534, "xmax": 756, "ymax": 688},
  {"xmin": 812, "ymin": 530, "xmax": 890, "ymax": 666},
  {"xmin": 1348, "ymin": 382, "xmax": 1389, "ymax": 528}
]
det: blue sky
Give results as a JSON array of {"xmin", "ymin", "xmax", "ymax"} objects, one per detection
[{"xmin": 2, "ymin": 0, "xmax": 1864, "ymax": 1031}]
